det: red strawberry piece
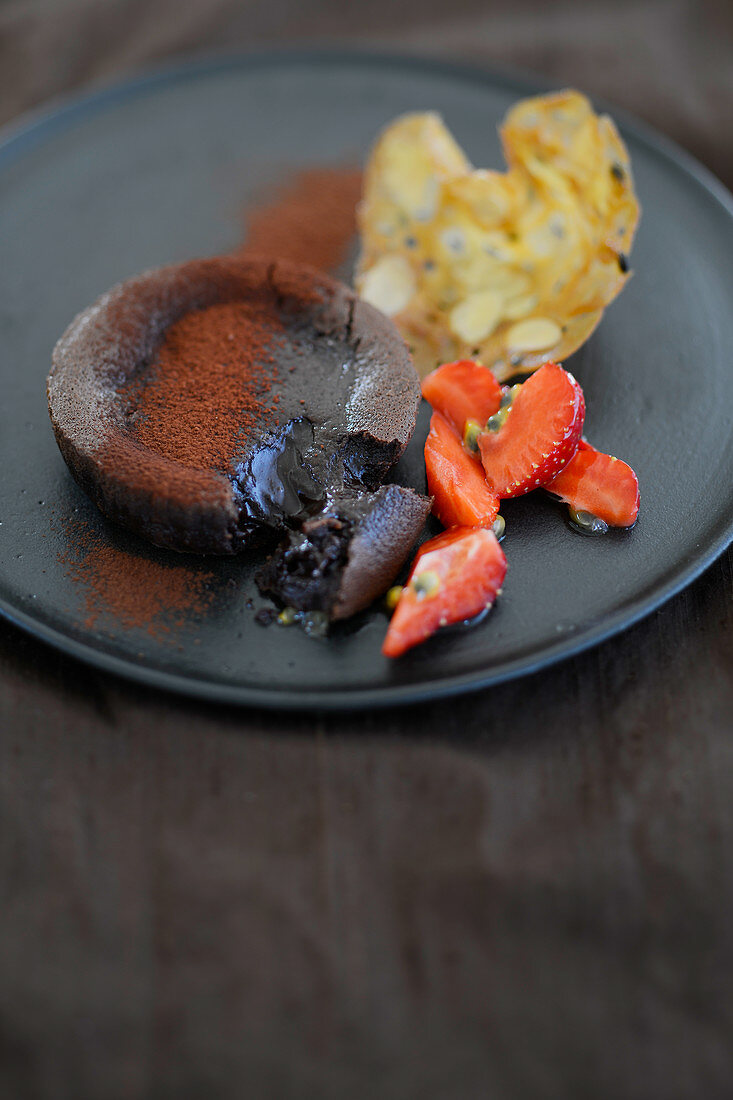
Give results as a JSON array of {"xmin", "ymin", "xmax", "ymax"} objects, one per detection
[
  {"xmin": 421, "ymin": 359, "xmax": 502, "ymax": 434},
  {"xmin": 479, "ymin": 361, "xmax": 585, "ymax": 497},
  {"xmin": 425, "ymin": 412, "xmax": 500, "ymax": 529},
  {"xmin": 382, "ymin": 526, "xmax": 507, "ymax": 658},
  {"xmin": 544, "ymin": 440, "xmax": 640, "ymax": 527}
]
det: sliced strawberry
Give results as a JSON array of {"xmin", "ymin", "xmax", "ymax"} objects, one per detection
[
  {"xmin": 382, "ymin": 527, "xmax": 507, "ymax": 658},
  {"xmin": 424, "ymin": 412, "xmax": 500, "ymax": 529},
  {"xmin": 479, "ymin": 361, "xmax": 585, "ymax": 497},
  {"xmin": 422, "ymin": 359, "xmax": 502, "ymax": 434},
  {"xmin": 544, "ymin": 440, "xmax": 640, "ymax": 527}
]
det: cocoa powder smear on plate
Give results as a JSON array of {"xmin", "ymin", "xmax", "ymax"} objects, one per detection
[
  {"xmin": 238, "ymin": 166, "xmax": 362, "ymax": 273},
  {"xmin": 60, "ymin": 165, "xmax": 363, "ymax": 634},
  {"xmin": 58, "ymin": 519, "xmax": 217, "ymax": 637}
]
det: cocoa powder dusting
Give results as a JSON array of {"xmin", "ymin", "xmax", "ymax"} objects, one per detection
[
  {"xmin": 126, "ymin": 300, "xmax": 283, "ymax": 472},
  {"xmin": 58, "ymin": 518, "xmax": 216, "ymax": 637},
  {"xmin": 239, "ymin": 167, "xmax": 362, "ymax": 274}
]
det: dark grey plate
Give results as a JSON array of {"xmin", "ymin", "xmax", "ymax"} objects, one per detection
[{"xmin": 1, "ymin": 51, "xmax": 732, "ymax": 710}]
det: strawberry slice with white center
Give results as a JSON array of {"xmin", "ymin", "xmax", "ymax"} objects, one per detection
[
  {"xmin": 382, "ymin": 526, "xmax": 507, "ymax": 658},
  {"xmin": 544, "ymin": 440, "xmax": 640, "ymax": 527},
  {"xmin": 478, "ymin": 361, "xmax": 585, "ymax": 497}
]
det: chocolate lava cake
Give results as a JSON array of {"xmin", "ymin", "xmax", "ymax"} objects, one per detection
[
  {"xmin": 257, "ymin": 485, "xmax": 430, "ymax": 622},
  {"xmin": 48, "ymin": 256, "xmax": 428, "ymax": 618}
]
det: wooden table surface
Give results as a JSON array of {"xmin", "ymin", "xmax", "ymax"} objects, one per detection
[{"xmin": 2, "ymin": 2, "xmax": 732, "ymax": 1096}]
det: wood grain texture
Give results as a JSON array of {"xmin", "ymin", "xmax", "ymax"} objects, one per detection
[{"xmin": 1, "ymin": 2, "xmax": 732, "ymax": 1096}]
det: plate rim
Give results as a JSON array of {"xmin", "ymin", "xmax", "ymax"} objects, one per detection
[{"xmin": 2, "ymin": 46, "xmax": 733, "ymax": 711}]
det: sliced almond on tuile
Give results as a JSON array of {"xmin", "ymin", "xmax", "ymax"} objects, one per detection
[
  {"xmin": 359, "ymin": 254, "xmax": 416, "ymax": 317},
  {"xmin": 449, "ymin": 290, "xmax": 504, "ymax": 344},
  {"xmin": 505, "ymin": 317, "xmax": 562, "ymax": 353}
]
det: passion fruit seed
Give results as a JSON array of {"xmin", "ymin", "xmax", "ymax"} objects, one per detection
[
  {"xmin": 411, "ymin": 571, "xmax": 442, "ymax": 599},
  {"xmin": 385, "ymin": 585, "xmax": 404, "ymax": 611},
  {"xmin": 492, "ymin": 515, "xmax": 506, "ymax": 540},
  {"xmin": 463, "ymin": 419, "xmax": 483, "ymax": 452},
  {"xmin": 499, "ymin": 382, "xmax": 523, "ymax": 411},
  {"xmin": 486, "ymin": 406, "xmax": 509, "ymax": 433},
  {"xmin": 302, "ymin": 610, "xmax": 329, "ymax": 638},
  {"xmin": 277, "ymin": 606, "xmax": 298, "ymax": 626},
  {"xmin": 568, "ymin": 507, "xmax": 609, "ymax": 535}
]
